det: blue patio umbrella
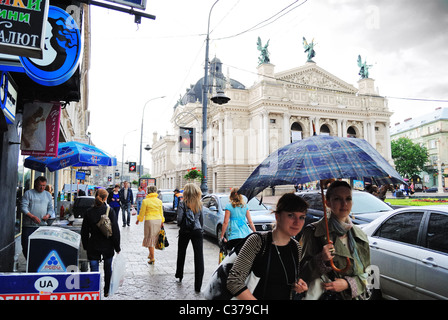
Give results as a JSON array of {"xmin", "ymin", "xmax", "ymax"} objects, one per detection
[
  {"xmin": 238, "ymin": 135, "xmax": 406, "ymax": 273},
  {"xmin": 24, "ymin": 141, "xmax": 117, "ymax": 172}
]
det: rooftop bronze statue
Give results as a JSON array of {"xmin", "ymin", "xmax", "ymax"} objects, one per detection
[
  {"xmin": 257, "ymin": 37, "xmax": 270, "ymax": 65},
  {"xmin": 302, "ymin": 37, "xmax": 316, "ymax": 62},
  {"xmin": 357, "ymin": 55, "xmax": 372, "ymax": 79}
]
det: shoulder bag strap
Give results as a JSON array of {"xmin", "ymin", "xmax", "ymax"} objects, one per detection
[{"xmin": 261, "ymin": 232, "xmax": 272, "ymax": 297}]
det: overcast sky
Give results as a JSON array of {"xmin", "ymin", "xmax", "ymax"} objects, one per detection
[{"xmin": 87, "ymin": 0, "xmax": 448, "ymax": 172}]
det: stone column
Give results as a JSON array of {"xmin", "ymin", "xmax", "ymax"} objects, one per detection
[{"xmin": 283, "ymin": 112, "xmax": 290, "ymax": 145}]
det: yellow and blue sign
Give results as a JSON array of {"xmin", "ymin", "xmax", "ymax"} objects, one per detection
[{"xmin": 19, "ymin": 6, "xmax": 81, "ymax": 86}]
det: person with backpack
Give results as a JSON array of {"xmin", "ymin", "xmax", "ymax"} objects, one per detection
[
  {"xmin": 175, "ymin": 183, "xmax": 204, "ymax": 293},
  {"xmin": 81, "ymin": 188, "xmax": 121, "ymax": 297},
  {"xmin": 226, "ymin": 193, "xmax": 309, "ymax": 300}
]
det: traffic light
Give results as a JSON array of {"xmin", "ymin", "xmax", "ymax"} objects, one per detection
[
  {"xmin": 129, "ymin": 162, "xmax": 136, "ymax": 172},
  {"xmin": 179, "ymin": 127, "xmax": 195, "ymax": 153}
]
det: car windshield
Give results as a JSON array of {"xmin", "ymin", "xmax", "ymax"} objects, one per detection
[
  {"xmin": 161, "ymin": 193, "xmax": 174, "ymax": 203},
  {"xmin": 351, "ymin": 192, "xmax": 392, "ymax": 214},
  {"xmin": 299, "ymin": 191, "xmax": 392, "ymax": 214},
  {"xmin": 219, "ymin": 196, "xmax": 267, "ymax": 211}
]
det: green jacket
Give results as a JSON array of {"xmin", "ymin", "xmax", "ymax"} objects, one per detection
[{"xmin": 300, "ymin": 217, "xmax": 371, "ymax": 300}]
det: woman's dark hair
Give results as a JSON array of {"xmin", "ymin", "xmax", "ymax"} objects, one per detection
[
  {"xmin": 325, "ymin": 180, "xmax": 352, "ymax": 201},
  {"xmin": 274, "ymin": 192, "xmax": 309, "ymax": 214}
]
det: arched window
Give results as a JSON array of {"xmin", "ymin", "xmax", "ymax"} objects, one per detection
[
  {"xmin": 347, "ymin": 126, "xmax": 357, "ymax": 138},
  {"xmin": 320, "ymin": 124, "xmax": 330, "ymax": 136},
  {"xmin": 291, "ymin": 122, "xmax": 302, "ymax": 142}
]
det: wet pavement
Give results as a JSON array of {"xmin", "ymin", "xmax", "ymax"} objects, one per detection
[
  {"xmin": 105, "ymin": 220, "xmax": 220, "ymax": 300},
  {"xmin": 15, "ymin": 196, "xmax": 279, "ymax": 301}
]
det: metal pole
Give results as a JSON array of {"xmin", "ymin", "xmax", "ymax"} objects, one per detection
[
  {"xmin": 200, "ymin": 0, "xmax": 220, "ymax": 195},
  {"xmin": 77, "ymin": 0, "xmax": 156, "ymax": 20},
  {"xmin": 139, "ymin": 96, "xmax": 165, "ymax": 181},
  {"xmin": 122, "ymin": 129, "xmax": 137, "ymax": 183}
]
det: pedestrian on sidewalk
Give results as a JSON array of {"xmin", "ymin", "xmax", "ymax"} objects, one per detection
[
  {"xmin": 119, "ymin": 181, "xmax": 134, "ymax": 227},
  {"xmin": 107, "ymin": 184, "xmax": 121, "ymax": 220},
  {"xmin": 81, "ymin": 188, "xmax": 121, "ymax": 297},
  {"xmin": 175, "ymin": 183, "xmax": 204, "ymax": 292},
  {"xmin": 136, "ymin": 185, "xmax": 164, "ymax": 264},
  {"xmin": 227, "ymin": 193, "xmax": 309, "ymax": 300},
  {"xmin": 300, "ymin": 180, "xmax": 371, "ymax": 300},
  {"xmin": 220, "ymin": 187, "xmax": 256, "ymax": 250},
  {"xmin": 135, "ymin": 186, "xmax": 146, "ymax": 214}
]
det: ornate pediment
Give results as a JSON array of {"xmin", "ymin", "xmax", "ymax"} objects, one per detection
[{"xmin": 276, "ymin": 63, "xmax": 357, "ymax": 94}]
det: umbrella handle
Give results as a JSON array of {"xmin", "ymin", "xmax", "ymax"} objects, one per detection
[{"xmin": 320, "ymin": 181, "xmax": 351, "ymax": 273}]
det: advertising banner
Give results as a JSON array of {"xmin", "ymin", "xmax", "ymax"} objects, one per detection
[
  {"xmin": 0, "ymin": 71, "xmax": 18, "ymax": 124},
  {"xmin": 0, "ymin": 0, "xmax": 49, "ymax": 59},
  {"xmin": 139, "ymin": 178, "xmax": 156, "ymax": 190},
  {"xmin": 21, "ymin": 101, "xmax": 61, "ymax": 157},
  {"xmin": 0, "ymin": 272, "xmax": 101, "ymax": 300},
  {"xmin": 105, "ymin": 0, "xmax": 147, "ymax": 10}
]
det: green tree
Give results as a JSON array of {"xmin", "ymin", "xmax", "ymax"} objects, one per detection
[{"xmin": 391, "ymin": 137, "xmax": 429, "ymax": 178}]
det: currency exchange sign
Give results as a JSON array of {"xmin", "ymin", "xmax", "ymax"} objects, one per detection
[{"xmin": 0, "ymin": 0, "xmax": 49, "ymax": 59}]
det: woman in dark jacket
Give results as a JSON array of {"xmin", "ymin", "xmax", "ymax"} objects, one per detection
[{"xmin": 81, "ymin": 188, "xmax": 121, "ymax": 297}]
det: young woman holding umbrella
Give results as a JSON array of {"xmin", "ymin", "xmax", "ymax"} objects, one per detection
[{"xmin": 300, "ymin": 180, "xmax": 371, "ymax": 300}]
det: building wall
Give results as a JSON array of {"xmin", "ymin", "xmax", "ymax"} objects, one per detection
[
  {"xmin": 0, "ymin": 114, "xmax": 21, "ymax": 271},
  {"xmin": 152, "ymin": 61, "xmax": 392, "ymax": 195},
  {"xmin": 390, "ymin": 108, "xmax": 448, "ymax": 187}
]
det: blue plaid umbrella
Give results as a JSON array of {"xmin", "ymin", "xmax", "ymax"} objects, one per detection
[
  {"xmin": 24, "ymin": 141, "xmax": 117, "ymax": 172},
  {"xmin": 239, "ymin": 135, "xmax": 405, "ymax": 201}
]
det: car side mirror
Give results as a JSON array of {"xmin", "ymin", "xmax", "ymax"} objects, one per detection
[{"xmin": 209, "ymin": 206, "xmax": 218, "ymax": 211}]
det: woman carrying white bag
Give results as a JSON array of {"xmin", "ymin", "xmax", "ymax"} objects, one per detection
[{"xmin": 81, "ymin": 189, "xmax": 121, "ymax": 297}]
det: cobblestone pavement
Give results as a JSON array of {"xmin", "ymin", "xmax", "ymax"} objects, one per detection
[
  {"xmin": 105, "ymin": 219, "xmax": 220, "ymax": 300},
  {"xmin": 15, "ymin": 197, "xmax": 279, "ymax": 301},
  {"xmin": 105, "ymin": 197, "xmax": 279, "ymax": 300}
]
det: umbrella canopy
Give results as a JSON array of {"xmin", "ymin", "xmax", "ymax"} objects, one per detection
[
  {"xmin": 24, "ymin": 141, "xmax": 117, "ymax": 172},
  {"xmin": 239, "ymin": 135, "xmax": 405, "ymax": 201}
]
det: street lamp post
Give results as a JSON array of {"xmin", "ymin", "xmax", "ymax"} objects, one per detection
[
  {"xmin": 139, "ymin": 96, "xmax": 166, "ymax": 181},
  {"xmin": 201, "ymin": 0, "xmax": 221, "ymax": 195}
]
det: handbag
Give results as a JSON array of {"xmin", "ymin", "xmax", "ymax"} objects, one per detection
[
  {"xmin": 202, "ymin": 232, "xmax": 271, "ymax": 300},
  {"xmin": 156, "ymin": 226, "xmax": 168, "ymax": 250},
  {"xmin": 96, "ymin": 205, "xmax": 113, "ymax": 238},
  {"xmin": 304, "ymin": 275, "xmax": 343, "ymax": 300}
]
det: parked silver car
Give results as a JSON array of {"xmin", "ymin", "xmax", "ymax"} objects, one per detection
[
  {"xmin": 361, "ymin": 206, "xmax": 448, "ymax": 300},
  {"xmin": 159, "ymin": 191, "xmax": 176, "ymax": 222},
  {"xmin": 296, "ymin": 190, "xmax": 394, "ymax": 225},
  {"xmin": 201, "ymin": 193, "xmax": 275, "ymax": 239}
]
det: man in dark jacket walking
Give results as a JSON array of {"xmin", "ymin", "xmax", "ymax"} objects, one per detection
[{"xmin": 119, "ymin": 181, "xmax": 134, "ymax": 227}]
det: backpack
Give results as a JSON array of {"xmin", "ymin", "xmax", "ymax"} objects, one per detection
[
  {"xmin": 97, "ymin": 205, "xmax": 113, "ymax": 238},
  {"xmin": 202, "ymin": 232, "xmax": 271, "ymax": 300},
  {"xmin": 181, "ymin": 202, "xmax": 196, "ymax": 231}
]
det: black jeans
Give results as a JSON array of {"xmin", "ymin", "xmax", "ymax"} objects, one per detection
[
  {"xmin": 21, "ymin": 226, "xmax": 38, "ymax": 259},
  {"xmin": 175, "ymin": 229, "xmax": 204, "ymax": 291}
]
